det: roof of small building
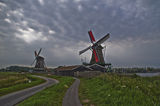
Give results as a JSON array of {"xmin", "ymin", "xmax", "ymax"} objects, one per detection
[
  {"xmin": 54, "ymin": 64, "xmax": 107, "ymax": 72},
  {"xmin": 89, "ymin": 64, "xmax": 106, "ymax": 72},
  {"xmin": 72, "ymin": 65, "xmax": 93, "ymax": 72},
  {"xmin": 54, "ymin": 65, "xmax": 80, "ymax": 71}
]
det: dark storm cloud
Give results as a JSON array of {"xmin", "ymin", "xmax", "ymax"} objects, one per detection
[{"xmin": 0, "ymin": 0, "xmax": 160, "ymax": 67}]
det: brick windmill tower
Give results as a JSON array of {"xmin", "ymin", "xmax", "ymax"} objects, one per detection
[
  {"xmin": 79, "ymin": 30, "xmax": 110, "ymax": 66},
  {"xmin": 31, "ymin": 48, "xmax": 46, "ymax": 71}
]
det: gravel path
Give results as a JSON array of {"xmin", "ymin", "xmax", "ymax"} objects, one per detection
[
  {"xmin": 0, "ymin": 75, "xmax": 59, "ymax": 106},
  {"xmin": 62, "ymin": 78, "xmax": 82, "ymax": 106}
]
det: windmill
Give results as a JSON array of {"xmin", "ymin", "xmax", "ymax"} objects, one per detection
[
  {"xmin": 79, "ymin": 30, "xmax": 110, "ymax": 66},
  {"xmin": 31, "ymin": 48, "xmax": 46, "ymax": 71}
]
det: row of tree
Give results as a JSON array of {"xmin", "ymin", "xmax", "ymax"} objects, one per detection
[
  {"xmin": 0, "ymin": 66, "xmax": 33, "ymax": 72},
  {"xmin": 112, "ymin": 67, "xmax": 160, "ymax": 73}
]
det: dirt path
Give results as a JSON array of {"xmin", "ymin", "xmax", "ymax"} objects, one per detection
[
  {"xmin": 0, "ymin": 75, "xmax": 59, "ymax": 106},
  {"xmin": 62, "ymin": 78, "xmax": 82, "ymax": 106}
]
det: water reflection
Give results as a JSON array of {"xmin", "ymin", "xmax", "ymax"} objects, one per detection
[{"xmin": 136, "ymin": 72, "xmax": 160, "ymax": 77}]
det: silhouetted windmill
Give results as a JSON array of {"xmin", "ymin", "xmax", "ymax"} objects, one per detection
[
  {"xmin": 79, "ymin": 30, "xmax": 110, "ymax": 66},
  {"xmin": 31, "ymin": 48, "xmax": 46, "ymax": 71}
]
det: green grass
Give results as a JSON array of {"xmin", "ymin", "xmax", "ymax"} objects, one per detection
[
  {"xmin": 18, "ymin": 74, "xmax": 74, "ymax": 106},
  {"xmin": 0, "ymin": 72, "xmax": 45, "ymax": 96},
  {"xmin": 79, "ymin": 73, "xmax": 160, "ymax": 106}
]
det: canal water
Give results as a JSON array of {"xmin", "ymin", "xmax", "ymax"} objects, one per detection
[{"xmin": 136, "ymin": 72, "xmax": 160, "ymax": 77}]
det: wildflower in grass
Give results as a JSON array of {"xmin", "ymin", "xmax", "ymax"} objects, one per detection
[
  {"xmin": 136, "ymin": 86, "xmax": 139, "ymax": 89},
  {"xmin": 148, "ymin": 85, "xmax": 152, "ymax": 88},
  {"xmin": 64, "ymin": 84, "xmax": 68, "ymax": 88},
  {"xmin": 82, "ymin": 99, "xmax": 90, "ymax": 103},
  {"xmin": 108, "ymin": 94, "xmax": 111, "ymax": 96},
  {"xmin": 121, "ymin": 85, "xmax": 126, "ymax": 88}
]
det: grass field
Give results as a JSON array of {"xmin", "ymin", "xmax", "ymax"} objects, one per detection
[
  {"xmin": 79, "ymin": 73, "xmax": 160, "ymax": 106},
  {"xmin": 18, "ymin": 74, "xmax": 74, "ymax": 106},
  {"xmin": 0, "ymin": 72, "xmax": 45, "ymax": 96}
]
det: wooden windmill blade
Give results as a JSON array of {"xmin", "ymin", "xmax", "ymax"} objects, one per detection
[
  {"xmin": 93, "ymin": 48, "xmax": 99, "ymax": 62},
  {"xmin": 34, "ymin": 51, "xmax": 38, "ymax": 57},
  {"xmin": 31, "ymin": 58, "xmax": 36, "ymax": 66},
  {"xmin": 79, "ymin": 46, "xmax": 92, "ymax": 55},
  {"xmin": 88, "ymin": 30, "xmax": 96, "ymax": 43},
  {"xmin": 95, "ymin": 33, "xmax": 110, "ymax": 46},
  {"xmin": 31, "ymin": 50, "xmax": 38, "ymax": 66},
  {"xmin": 37, "ymin": 48, "xmax": 42, "ymax": 56},
  {"xmin": 79, "ymin": 30, "xmax": 110, "ymax": 65}
]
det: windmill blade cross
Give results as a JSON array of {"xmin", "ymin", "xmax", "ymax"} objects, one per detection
[
  {"xmin": 31, "ymin": 58, "xmax": 36, "ymax": 66},
  {"xmin": 79, "ymin": 46, "xmax": 92, "ymax": 55},
  {"xmin": 88, "ymin": 30, "xmax": 96, "ymax": 43},
  {"xmin": 95, "ymin": 33, "xmax": 110, "ymax": 45},
  {"xmin": 34, "ymin": 51, "xmax": 38, "ymax": 57},
  {"xmin": 37, "ymin": 48, "xmax": 42, "ymax": 56},
  {"xmin": 93, "ymin": 48, "xmax": 99, "ymax": 62}
]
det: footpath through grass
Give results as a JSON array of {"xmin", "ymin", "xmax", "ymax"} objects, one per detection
[
  {"xmin": 79, "ymin": 73, "xmax": 160, "ymax": 106},
  {"xmin": 0, "ymin": 72, "xmax": 45, "ymax": 96},
  {"xmin": 18, "ymin": 74, "xmax": 74, "ymax": 106}
]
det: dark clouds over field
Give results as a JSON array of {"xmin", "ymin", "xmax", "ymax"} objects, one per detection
[{"xmin": 0, "ymin": 0, "xmax": 160, "ymax": 67}]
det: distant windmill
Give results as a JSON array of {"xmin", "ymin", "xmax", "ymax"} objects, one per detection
[
  {"xmin": 79, "ymin": 30, "xmax": 110, "ymax": 66},
  {"xmin": 31, "ymin": 48, "xmax": 46, "ymax": 70}
]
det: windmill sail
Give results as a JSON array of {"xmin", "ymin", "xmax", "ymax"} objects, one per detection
[
  {"xmin": 79, "ymin": 46, "xmax": 91, "ymax": 55},
  {"xmin": 93, "ymin": 49, "xmax": 99, "ymax": 62},
  {"xmin": 79, "ymin": 30, "xmax": 110, "ymax": 65},
  {"xmin": 37, "ymin": 48, "xmax": 42, "ymax": 56},
  {"xmin": 35, "ymin": 51, "xmax": 38, "ymax": 57},
  {"xmin": 31, "ymin": 48, "xmax": 46, "ymax": 71},
  {"xmin": 88, "ymin": 30, "xmax": 96, "ymax": 43},
  {"xmin": 95, "ymin": 33, "xmax": 110, "ymax": 45},
  {"xmin": 31, "ymin": 58, "xmax": 36, "ymax": 66}
]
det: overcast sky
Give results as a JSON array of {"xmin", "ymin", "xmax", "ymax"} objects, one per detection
[{"xmin": 0, "ymin": 0, "xmax": 160, "ymax": 68}]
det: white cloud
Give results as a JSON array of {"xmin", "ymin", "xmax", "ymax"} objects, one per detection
[
  {"xmin": 103, "ymin": 0, "xmax": 147, "ymax": 18},
  {"xmin": 15, "ymin": 27, "xmax": 48, "ymax": 43},
  {"xmin": 93, "ymin": 5, "xmax": 98, "ymax": 10},
  {"xmin": 0, "ymin": 2, "xmax": 7, "ymax": 7},
  {"xmin": 4, "ymin": 18, "xmax": 11, "ymax": 23},
  {"xmin": 74, "ymin": 0, "xmax": 82, "ymax": 3},
  {"xmin": 9, "ymin": 9, "xmax": 24, "ymax": 17},
  {"xmin": 6, "ymin": 13, "xmax": 10, "ymax": 17},
  {"xmin": 21, "ymin": 21, "xmax": 28, "ymax": 26},
  {"xmin": 49, "ymin": 30, "xmax": 56, "ymax": 34},
  {"xmin": 38, "ymin": 0, "xmax": 44, "ymax": 5},
  {"xmin": 58, "ymin": 0, "xmax": 68, "ymax": 3},
  {"xmin": 78, "ymin": 5, "xmax": 83, "ymax": 11}
]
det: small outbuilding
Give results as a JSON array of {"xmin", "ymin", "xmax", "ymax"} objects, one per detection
[
  {"xmin": 89, "ymin": 64, "xmax": 107, "ymax": 72},
  {"xmin": 54, "ymin": 64, "xmax": 107, "ymax": 77},
  {"xmin": 54, "ymin": 65, "xmax": 79, "ymax": 76}
]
